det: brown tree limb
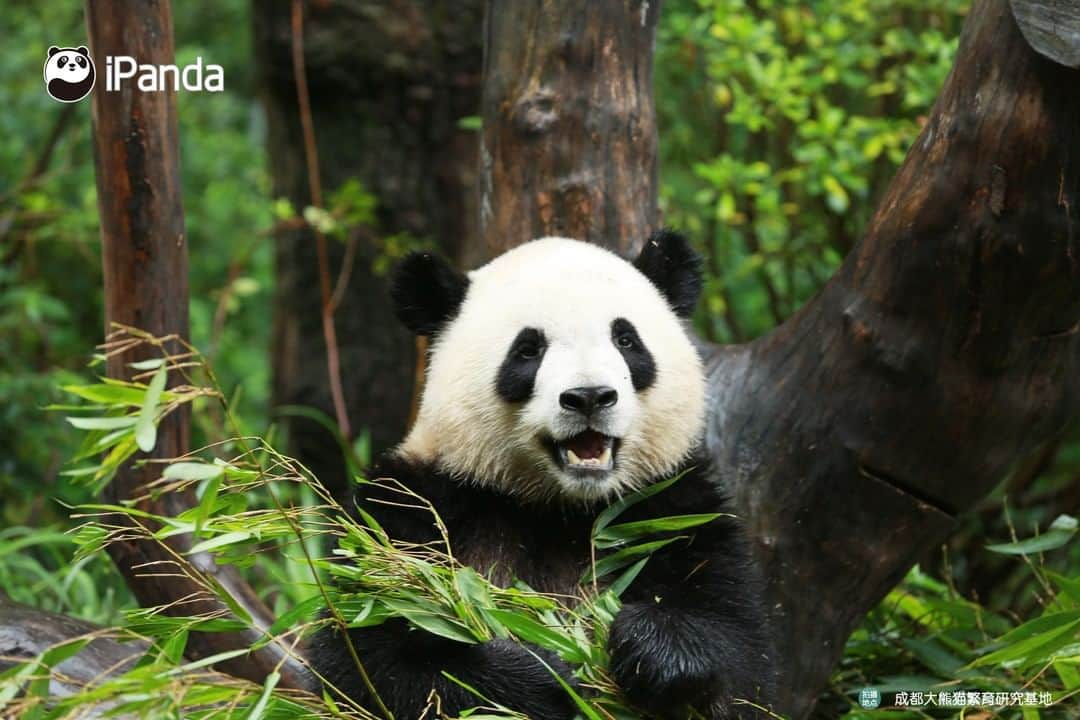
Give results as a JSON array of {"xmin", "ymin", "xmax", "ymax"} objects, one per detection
[
  {"xmin": 84, "ymin": 0, "xmax": 311, "ymax": 691},
  {"xmin": 0, "ymin": 596, "xmax": 146, "ymax": 697},
  {"xmin": 1011, "ymin": 0, "xmax": 1080, "ymax": 67},
  {"xmin": 289, "ymin": 0, "xmax": 352, "ymax": 441}
]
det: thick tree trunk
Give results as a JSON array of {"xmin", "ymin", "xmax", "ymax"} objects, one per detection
[
  {"xmin": 712, "ymin": 3, "xmax": 1079, "ymax": 713},
  {"xmin": 254, "ymin": 0, "xmax": 484, "ymax": 493},
  {"xmin": 480, "ymin": 0, "xmax": 1078, "ymax": 717},
  {"xmin": 85, "ymin": 0, "xmax": 309, "ymax": 690},
  {"xmin": 480, "ymin": 0, "xmax": 659, "ymax": 255}
]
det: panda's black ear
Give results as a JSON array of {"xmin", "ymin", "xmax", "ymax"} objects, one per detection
[
  {"xmin": 48, "ymin": 46, "xmax": 60, "ymax": 57},
  {"xmin": 76, "ymin": 46, "xmax": 90, "ymax": 56},
  {"xmin": 390, "ymin": 251, "xmax": 470, "ymax": 336},
  {"xmin": 633, "ymin": 229, "xmax": 703, "ymax": 317}
]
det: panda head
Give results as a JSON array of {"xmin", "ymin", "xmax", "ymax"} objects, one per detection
[
  {"xmin": 43, "ymin": 46, "xmax": 95, "ymax": 102},
  {"xmin": 393, "ymin": 232, "xmax": 706, "ymax": 504}
]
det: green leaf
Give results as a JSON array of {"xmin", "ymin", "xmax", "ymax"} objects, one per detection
[
  {"xmin": 243, "ymin": 670, "xmax": 280, "ymax": 720},
  {"xmin": 1055, "ymin": 660, "xmax": 1080, "ymax": 690},
  {"xmin": 188, "ymin": 530, "xmax": 253, "ymax": 555},
  {"xmin": 454, "ymin": 566, "xmax": 495, "ymax": 609},
  {"xmin": 486, "ymin": 609, "xmax": 585, "ymax": 662},
  {"xmin": 971, "ymin": 612, "xmax": 1080, "ymax": 668},
  {"xmin": 40, "ymin": 637, "xmax": 91, "ymax": 668},
  {"xmin": 134, "ymin": 364, "xmax": 168, "ymax": 452},
  {"xmin": 595, "ymin": 513, "xmax": 723, "ymax": 548},
  {"xmin": 65, "ymin": 416, "xmax": 137, "ymax": 430},
  {"xmin": 525, "ymin": 647, "xmax": 604, "ymax": 720},
  {"xmin": 593, "ymin": 471, "xmax": 687, "ymax": 535},
  {"xmin": 63, "ymin": 382, "xmax": 166, "ymax": 406},
  {"xmin": 382, "ymin": 599, "xmax": 478, "ymax": 644},
  {"xmin": 457, "ymin": 115, "xmax": 482, "ymax": 131},
  {"xmin": 340, "ymin": 597, "xmax": 394, "ymax": 628},
  {"xmin": 163, "ymin": 462, "xmax": 225, "ymax": 481},
  {"xmin": 128, "ymin": 358, "xmax": 165, "ymax": 370},
  {"xmin": 823, "ymin": 175, "xmax": 850, "ymax": 213},
  {"xmin": 267, "ymin": 595, "xmax": 327, "ymax": 637},
  {"xmin": 987, "ymin": 515, "xmax": 1078, "ymax": 555},
  {"xmin": 608, "ymin": 557, "xmax": 650, "ymax": 598},
  {"xmin": 159, "ymin": 629, "xmax": 189, "ymax": 664},
  {"xmin": 584, "ymin": 538, "xmax": 680, "ymax": 583}
]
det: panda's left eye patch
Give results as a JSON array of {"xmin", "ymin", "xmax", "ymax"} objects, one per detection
[
  {"xmin": 611, "ymin": 318, "xmax": 656, "ymax": 391},
  {"xmin": 76, "ymin": 57, "xmax": 87, "ymax": 67},
  {"xmin": 497, "ymin": 328, "xmax": 546, "ymax": 403}
]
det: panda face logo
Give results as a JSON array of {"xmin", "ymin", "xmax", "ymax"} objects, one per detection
[{"xmin": 44, "ymin": 46, "xmax": 95, "ymax": 103}]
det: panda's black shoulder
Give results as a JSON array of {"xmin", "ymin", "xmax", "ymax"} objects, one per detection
[
  {"xmin": 342, "ymin": 452, "xmax": 455, "ymax": 545},
  {"xmin": 347, "ymin": 451, "xmax": 560, "ymax": 547}
]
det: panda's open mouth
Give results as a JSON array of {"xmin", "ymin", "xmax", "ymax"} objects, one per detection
[{"xmin": 552, "ymin": 430, "xmax": 618, "ymax": 473}]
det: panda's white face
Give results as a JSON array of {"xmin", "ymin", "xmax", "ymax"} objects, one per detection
[
  {"xmin": 398, "ymin": 237, "xmax": 705, "ymax": 504},
  {"xmin": 45, "ymin": 49, "xmax": 92, "ymax": 84}
]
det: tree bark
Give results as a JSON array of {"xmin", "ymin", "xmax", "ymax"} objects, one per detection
[
  {"xmin": 480, "ymin": 0, "xmax": 659, "ymax": 256},
  {"xmin": 480, "ymin": 0, "xmax": 1078, "ymax": 717},
  {"xmin": 712, "ymin": 3, "xmax": 1079, "ymax": 713},
  {"xmin": 254, "ymin": 0, "xmax": 484, "ymax": 494},
  {"xmin": 0, "ymin": 595, "xmax": 145, "ymax": 697},
  {"xmin": 85, "ymin": 0, "xmax": 310, "ymax": 690}
]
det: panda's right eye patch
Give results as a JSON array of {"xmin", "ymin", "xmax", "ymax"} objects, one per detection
[
  {"xmin": 58, "ymin": 55, "xmax": 68, "ymax": 65},
  {"xmin": 497, "ymin": 328, "xmax": 546, "ymax": 403}
]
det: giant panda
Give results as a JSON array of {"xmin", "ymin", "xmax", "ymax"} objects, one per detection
[{"xmin": 312, "ymin": 232, "xmax": 772, "ymax": 719}]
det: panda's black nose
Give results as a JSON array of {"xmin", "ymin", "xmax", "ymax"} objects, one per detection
[{"xmin": 560, "ymin": 386, "xmax": 618, "ymax": 415}]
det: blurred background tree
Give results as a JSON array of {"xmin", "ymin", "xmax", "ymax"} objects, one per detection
[{"xmin": 0, "ymin": 0, "xmax": 1076, "ymax": 715}]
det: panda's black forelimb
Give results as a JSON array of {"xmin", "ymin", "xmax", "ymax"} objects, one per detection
[
  {"xmin": 310, "ymin": 619, "xmax": 577, "ymax": 720},
  {"xmin": 311, "ymin": 451, "xmax": 772, "ymax": 719}
]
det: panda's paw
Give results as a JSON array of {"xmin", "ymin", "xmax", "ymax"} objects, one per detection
[
  {"xmin": 473, "ymin": 638, "xmax": 578, "ymax": 720},
  {"xmin": 608, "ymin": 603, "xmax": 722, "ymax": 717}
]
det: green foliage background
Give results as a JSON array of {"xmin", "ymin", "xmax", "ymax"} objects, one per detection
[{"xmin": 0, "ymin": 0, "xmax": 1077, "ymax": 717}]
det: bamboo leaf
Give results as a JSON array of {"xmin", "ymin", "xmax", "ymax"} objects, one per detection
[
  {"xmin": 486, "ymin": 609, "xmax": 585, "ymax": 662},
  {"xmin": 163, "ymin": 462, "xmax": 225, "ymax": 481},
  {"xmin": 595, "ymin": 513, "xmax": 722, "ymax": 548},
  {"xmin": 243, "ymin": 670, "xmax": 280, "ymax": 720},
  {"xmin": 65, "ymin": 416, "xmax": 137, "ymax": 430},
  {"xmin": 134, "ymin": 364, "xmax": 168, "ymax": 452},
  {"xmin": 593, "ymin": 471, "xmax": 687, "ymax": 534},
  {"xmin": 584, "ymin": 538, "xmax": 679, "ymax": 583},
  {"xmin": 987, "ymin": 515, "xmax": 1077, "ymax": 555},
  {"xmin": 188, "ymin": 530, "xmax": 253, "ymax": 555}
]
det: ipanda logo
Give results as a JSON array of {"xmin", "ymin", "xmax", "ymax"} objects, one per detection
[
  {"xmin": 44, "ymin": 45, "xmax": 224, "ymax": 102},
  {"xmin": 44, "ymin": 46, "xmax": 95, "ymax": 103},
  {"xmin": 105, "ymin": 56, "xmax": 224, "ymax": 93}
]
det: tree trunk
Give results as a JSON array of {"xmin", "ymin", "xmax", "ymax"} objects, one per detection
[
  {"xmin": 254, "ymin": 0, "xmax": 484, "ymax": 494},
  {"xmin": 480, "ymin": 0, "xmax": 1078, "ymax": 717},
  {"xmin": 480, "ymin": 0, "xmax": 659, "ymax": 256},
  {"xmin": 85, "ymin": 0, "xmax": 309, "ymax": 690}
]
